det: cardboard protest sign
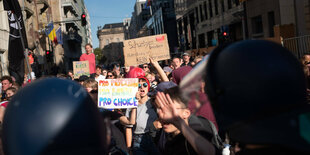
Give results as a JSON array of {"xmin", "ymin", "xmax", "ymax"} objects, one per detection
[
  {"xmin": 98, "ymin": 78, "xmax": 139, "ymax": 109},
  {"xmin": 73, "ymin": 61, "xmax": 90, "ymax": 79},
  {"xmin": 123, "ymin": 34, "xmax": 170, "ymax": 66}
]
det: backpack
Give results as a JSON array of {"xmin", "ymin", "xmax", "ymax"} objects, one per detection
[{"xmin": 189, "ymin": 115, "xmax": 224, "ymax": 149}]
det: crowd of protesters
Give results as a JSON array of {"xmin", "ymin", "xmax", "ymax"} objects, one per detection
[{"xmin": 0, "ymin": 40, "xmax": 309, "ymax": 155}]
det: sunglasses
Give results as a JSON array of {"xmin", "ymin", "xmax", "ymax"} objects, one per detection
[
  {"xmin": 143, "ymin": 66, "xmax": 148, "ymax": 68},
  {"xmin": 138, "ymin": 83, "xmax": 148, "ymax": 88},
  {"xmin": 107, "ymin": 75, "xmax": 113, "ymax": 77}
]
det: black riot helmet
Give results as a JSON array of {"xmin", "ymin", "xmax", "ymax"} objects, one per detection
[
  {"xmin": 2, "ymin": 78, "xmax": 108, "ymax": 155},
  {"xmin": 205, "ymin": 40, "xmax": 310, "ymax": 152}
]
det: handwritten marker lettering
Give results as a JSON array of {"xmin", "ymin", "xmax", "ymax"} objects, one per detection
[{"xmin": 98, "ymin": 79, "xmax": 139, "ymax": 109}]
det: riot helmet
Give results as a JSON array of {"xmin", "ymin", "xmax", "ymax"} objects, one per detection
[
  {"xmin": 2, "ymin": 78, "xmax": 107, "ymax": 155},
  {"xmin": 205, "ymin": 40, "xmax": 310, "ymax": 152}
]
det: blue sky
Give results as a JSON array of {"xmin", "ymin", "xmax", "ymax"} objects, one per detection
[{"xmin": 84, "ymin": 0, "xmax": 136, "ymax": 48}]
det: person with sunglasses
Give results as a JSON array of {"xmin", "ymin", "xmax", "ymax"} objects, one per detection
[
  {"xmin": 142, "ymin": 63, "xmax": 150, "ymax": 72},
  {"xmin": 119, "ymin": 77, "xmax": 159, "ymax": 155},
  {"xmin": 106, "ymin": 71, "xmax": 116, "ymax": 79}
]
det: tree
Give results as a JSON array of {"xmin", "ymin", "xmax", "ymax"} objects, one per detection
[{"xmin": 94, "ymin": 48, "xmax": 104, "ymax": 65}]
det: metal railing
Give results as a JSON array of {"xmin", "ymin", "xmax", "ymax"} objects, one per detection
[{"xmin": 282, "ymin": 35, "xmax": 310, "ymax": 59}]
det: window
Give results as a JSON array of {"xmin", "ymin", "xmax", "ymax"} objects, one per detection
[
  {"xmin": 221, "ymin": 0, "xmax": 225, "ymax": 13},
  {"xmin": 214, "ymin": 0, "xmax": 218, "ymax": 15},
  {"xmin": 228, "ymin": 0, "xmax": 232, "ymax": 9},
  {"xmin": 234, "ymin": 0, "xmax": 240, "ymax": 6},
  {"xmin": 199, "ymin": 4, "xmax": 204, "ymax": 22},
  {"xmin": 268, "ymin": 11, "xmax": 275, "ymax": 37},
  {"xmin": 208, "ymin": 0, "xmax": 213, "ymax": 18},
  {"xmin": 204, "ymin": 1, "xmax": 208, "ymax": 19},
  {"xmin": 195, "ymin": 7, "xmax": 199, "ymax": 23},
  {"xmin": 251, "ymin": 15, "xmax": 263, "ymax": 34},
  {"xmin": 198, "ymin": 34, "xmax": 206, "ymax": 48}
]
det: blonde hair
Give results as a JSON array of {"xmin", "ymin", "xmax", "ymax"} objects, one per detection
[{"xmin": 83, "ymin": 79, "xmax": 98, "ymax": 90}]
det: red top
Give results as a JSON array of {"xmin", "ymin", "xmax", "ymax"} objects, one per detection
[
  {"xmin": 80, "ymin": 53, "xmax": 96, "ymax": 74},
  {"xmin": 0, "ymin": 101, "xmax": 9, "ymax": 108}
]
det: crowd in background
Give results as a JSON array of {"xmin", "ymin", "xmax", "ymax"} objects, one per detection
[{"xmin": 0, "ymin": 40, "xmax": 309, "ymax": 155}]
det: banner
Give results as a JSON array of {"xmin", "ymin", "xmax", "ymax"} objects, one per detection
[
  {"xmin": 46, "ymin": 22, "xmax": 57, "ymax": 43},
  {"xmin": 56, "ymin": 27, "xmax": 63, "ymax": 44},
  {"xmin": 73, "ymin": 61, "xmax": 90, "ymax": 78},
  {"xmin": 98, "ymin": 78, "xmax": 139, "ymax": 109},
  {"xmin": 123, "ymin": 34, "xmax": 170, "ymax": 66},
  {"xmin": 3, "ymin": 0, "xmax": 29, "ymax": 85}
]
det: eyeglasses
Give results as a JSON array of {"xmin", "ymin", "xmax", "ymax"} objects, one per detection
[
  {"xmin": 143, "ymin": 66, "xmax": 148, "ymax": 68},
  {"xmin": 103, "ymin": 72, "xmax": 107, "ymax": 74},
  {"xmin": 138, "ymin": 83, "xmax": 148, "ymax": 88}
]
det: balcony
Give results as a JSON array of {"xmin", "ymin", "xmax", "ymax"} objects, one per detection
[
  {"xmin": 62, "ymin": 0, "xmax": 79, "ymax": 16},
  {"xmin": 0, "ymin": 29, "xmax": 9, "ymax": 54},
  {"xmin": 24, "ymin": 1, "xmax": 34, "ymax": 19},
  {"xmin": 36, "ymin": 0, "xmax": 49, "ymax": 14}
]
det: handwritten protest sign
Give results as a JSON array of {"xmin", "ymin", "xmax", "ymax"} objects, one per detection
[
  {"xmin": 73, "ymin": 61, "xmax": 90, "ymax": 79},
  {"xmin": 98, "ymin": 78, "xmax": 139, "ymax": 109},
  {"xmin": 123, "ymin": 34, "xmax": 170, "ymax": 66}
]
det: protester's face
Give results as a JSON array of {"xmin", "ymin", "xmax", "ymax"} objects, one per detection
[
  {"xmin": 191, "ymin": 61, "xmax": 196, "ymax": 67},
  {"xmin": 85, "ymin": 87, "xmax": 92, "ymax": 93},
  {"xmin": 68, "ymin": 72, "xmax": 73, "ymax": 77},
  {"xmin": 2, "ymin": 80, "xmax": 12, "ymax": 91},
  {"xmin": 160, "ymin": 103, "xmax": 188, "ymax": 135},
  {"xmin": 146, "ymin": 74, "xmax": 154, "ymax": 83},
  {"xmin": 305, "ymin": 55, "xmax": 310, "ymax": 67},
  {"xmin": 102, "ymin": 70, "xmax": 108, "ymax": 76},
  {"xmin": 113, "ymin": 64, "xmax": 120, "ymax": 72},
  {"xmin": 85, "ymin": 45, "xmax": 92, "ymax": 54},
  {"xmin": 172, "ymin": 58, "xmax": 181, "ymax": 69},
  {"xmin": 125, "ymin": 67, "xmax": 130, "ymax": 73},
  {"xmin": 96, "ymin": 68, "xmax": 102, "ymax": 75},
  {"xmin": 6, "ymin": 90, "xmax": 14, "ymax": 100},
  {"xmin": 142, "ymin": 64, "xmax": 149, "ymax": 72},
  {"xmin": 107, "ymin": 73, "xmax": 114, "ymax": 79},
  {"xmin": 183, "ymin": 55, "xmax": 190, "ymax": 62},
  {"xmin": 138, "ymin": 81, "xmax": 148, "ymax": 97}
]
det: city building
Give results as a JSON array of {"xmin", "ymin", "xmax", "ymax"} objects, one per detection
[
  {"xmin": 128, "ymin": 0, "xmax": 152, "ymax": 39},
  {"xmin": 55, "ymin": 0, "xmax": 91, "ymax": 73},
  {"xmin": 97, "ymin": 23, "xmax": 125, "ymax": 65},
  {"xmin": 141, "ymin": 0, "xmax": 179, "ymax": 55},
  {"xmin": 123, "ymin": 18, "xmax": 132, "ymax": 40},
  {"xmin": 176, "ymin": 0, "xmax": 244, "ymax": 55},
  {"xmin": 246, "ymin": 0, "xmax": 309, "ymax": 39},
  {"xmin": 0, "ymin": 0, "xmax": 9, "ymax": 76}
]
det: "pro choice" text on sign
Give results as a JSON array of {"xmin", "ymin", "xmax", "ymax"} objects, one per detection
[{"xmin": 98, "ymin": 78, "xmax": 139, "ymax": 109}]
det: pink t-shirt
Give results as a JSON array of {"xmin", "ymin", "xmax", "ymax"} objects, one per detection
[{"xmin": 80, "ymin": 53, "xmax": 96, "ymax": 74}]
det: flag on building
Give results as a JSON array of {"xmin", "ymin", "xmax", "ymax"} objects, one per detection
[
  {"xmin": 3, "ymin": 0, "xmax": 28, "ymax": 85},
  {"xmin": 144, "ymin": 0, "xmax": 152, "ymax": 9},
  {"xmin": 56, "ymin": 27, "xmax": 63, "ymax": 45},
  {"xmin": 46, "ymin": 22, "xmax": 57, "ymax": 43}
]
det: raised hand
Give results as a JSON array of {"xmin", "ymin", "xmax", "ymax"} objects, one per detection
[{"xmin": 155, "ymin": 92, "xmax": 180, "ymax": 125}]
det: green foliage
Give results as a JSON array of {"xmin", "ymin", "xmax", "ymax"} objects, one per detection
[{"xmin": 94, "ymin": 48, "xmax": 104, "ymax": 64}]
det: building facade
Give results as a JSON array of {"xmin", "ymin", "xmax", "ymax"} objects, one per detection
[
  {"xmin": 51, "ymin": 0, "xmax": 91, "ymax": 73},
  {"xmin": 97, "ymin": 23, "xmax": 125, "ymax": 65},
  {"xmin": 141, "ymin": 0, "xmax": 179, "ymax": 55},
  {"xmin": 128, "ymin": 0, "xmax": 152, "ymax": 39},
  {"xmin": 0, "ymin": 0, "xmax": 9, "ymax": 76},
  {"xmin": 176, "ymin": 0, "xmax": 244, "ymax": 54}
]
